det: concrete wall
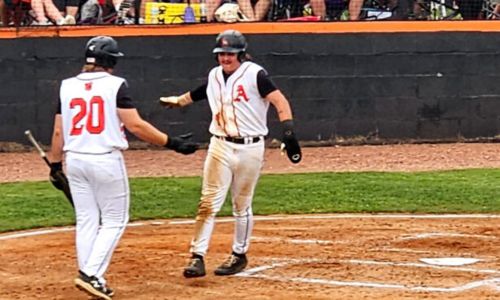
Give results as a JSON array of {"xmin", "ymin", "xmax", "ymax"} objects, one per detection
[{"xmin": 0, "ymin": 32, "xmax": 499, "ymax": 145}]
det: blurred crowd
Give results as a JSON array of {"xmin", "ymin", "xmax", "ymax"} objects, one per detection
[{"xmin": 0, "ymin": 0, "xmax": 497, "ymax": 26}]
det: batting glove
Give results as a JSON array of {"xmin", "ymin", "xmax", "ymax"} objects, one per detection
[
  {"xmin": 159, "ymin": 93, "xmax": 193, "ymax": 108},
  {"xmin": 281, "ymin": 120, "xmax": 302, "ymax": 164},
  {"xmin": 165, "ymin": 134, "xmax": 198, "ymax": 155}
]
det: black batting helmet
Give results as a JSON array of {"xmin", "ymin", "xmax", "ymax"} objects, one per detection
[
  {"xmin": 85, "ymin": 36, "xmax": 124, "ymax": 68},
  {"xmin": 213, "ymin": 30, "xmax": 247, "ymax": 55}
]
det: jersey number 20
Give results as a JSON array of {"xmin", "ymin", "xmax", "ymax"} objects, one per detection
[{"xmin": 70, "ymin": 96, "xmax": 105, "ymax": 135}]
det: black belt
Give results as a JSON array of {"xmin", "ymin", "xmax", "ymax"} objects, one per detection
[{"xmin": 215, "ymin": 135, "xmax": 263, "ymax": 144}]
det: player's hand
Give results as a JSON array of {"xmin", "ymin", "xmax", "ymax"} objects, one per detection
[
  {"xmin": 49, "ymin": 162, "xmax": 67, "ymax": 191},
  {"xmin": 159, "ymin": 93, "xmax": 193, "ymax": 108},
  {"xmin": 49, "ymin": 161, "xmax": 74, "ymax": 207},
  {"xmin": 159, "ymin": 96, "xmax": 182, "ymax": 108},
  {"xmin": 281, "ymin": 120, "xmax": 302, "ymax": 164},
  {"xmin": 165, "ymin": 133, "xmax": 199, "ymax": 155}
]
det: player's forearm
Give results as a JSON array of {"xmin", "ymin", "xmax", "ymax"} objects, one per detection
[
  {"xmin": 126, "ymin": 120, "xmax": 167, "ymax": 146},
  {"xmin": 49, "ymin": 115, "xmax": 64, "ymax": 162},
  {"xmin": 275, "ymin": 101, "xmax": 293, "ymax": 121},
  {"xmin": 267, "ymin": 90, "xmax": 293, "ymax": 121}
]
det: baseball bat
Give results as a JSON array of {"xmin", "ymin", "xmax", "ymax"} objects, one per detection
[
  {"xmin": 24, "ymin": 130, "xmax": 51, "ymax": 168},
  {"xmin": 24, "ymin": 130, "xmax": 74, "ymax": 207}
]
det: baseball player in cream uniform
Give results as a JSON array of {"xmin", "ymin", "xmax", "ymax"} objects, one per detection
[
  {"xmin": 49, "ymin": 36, "xmax": 197, "ymax": 300},
  {"xmin": 159, "ymin": 29, "xmax": 301, "ymax": 278}
]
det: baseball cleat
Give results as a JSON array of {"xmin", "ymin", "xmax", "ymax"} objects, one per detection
[
  {"xmin": 74, "ymin": 271, "xmax": 114, "ymax": 300},
  {"xmin": 214, "ymin": 253, "xmax": 248, "ymax": 276},
  {"xmin": 183, "ymin": 255, "xmax": 206, "ymax": 278}
]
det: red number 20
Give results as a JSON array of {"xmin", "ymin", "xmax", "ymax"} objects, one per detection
[{"xmin": 70, "ymin": 96, "xmax": 105, "ymax": 136}]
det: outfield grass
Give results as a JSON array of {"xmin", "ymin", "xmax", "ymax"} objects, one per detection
[{"xmin": 0, "ymin": 169, "xmax": 499, "ymax": 233}]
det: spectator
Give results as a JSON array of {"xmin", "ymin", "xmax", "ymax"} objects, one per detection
[
  {"xmin": 31, "ymin": 0, "xmax": 76, "ymax": 24},
  {"xmin": 53, "ymin": 0, "xmax": 79, "ymax": 19},
  {"xmin": 309, "ymin": 0, "xmax": 326, "ymax": 18},
  {"xmin": 2, "ymin": 0, "xmax": 39, "ymax": 26},
  {"xmin": 0, "ymin": 0, "xmax": 4, "ymax": 25},
  {"xmin": 492, "ymin": 0, "xmax": 500, "ymax": 18},
  {"xmin": 456, "ymin": 0, "xmax": 483, "ymax": 19},
  {"xmin": 208, "ymin": 0, "xmax": 271, "ymax": 21},
  {"xmin": 349, "ymin": 0, "xmax": 398, "ymax": 20}
]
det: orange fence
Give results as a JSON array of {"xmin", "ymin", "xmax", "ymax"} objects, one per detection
[{"xmin": 2, "ymin": 20, "xmax": 500, "ymax": 38}]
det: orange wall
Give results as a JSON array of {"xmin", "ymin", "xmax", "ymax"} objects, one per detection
[{"xmin": 1, "ymin": 21, "xmax": 500, "ymax": 39}]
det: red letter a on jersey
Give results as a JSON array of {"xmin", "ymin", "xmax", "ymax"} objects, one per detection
[{"xmin": 234, "ymin": 85, "xmax": 249, "ymax": 102}]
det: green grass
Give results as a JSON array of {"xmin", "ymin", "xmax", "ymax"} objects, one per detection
[{"xmin": 0, "ymin": 169, "xmax": 498, "ymax": 233}]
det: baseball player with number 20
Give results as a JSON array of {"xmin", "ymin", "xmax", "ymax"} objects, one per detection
[
  {"xmin": 159, "ymin": 29, "xmax": 302, "ymax": 278},
  {"xmin": 49, "ymin": 36, "xmax": 198, "ymax": 300}
]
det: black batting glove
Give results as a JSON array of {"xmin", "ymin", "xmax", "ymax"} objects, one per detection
[
  {"xmin": 281, "ymin": 120, "xmax": 302, "ymax": 164},
  {"xmin": 165, "ymin": 134, "xmax": 198, "ymax": 155},
  {"xmin": 49, "ymin": 162, "xmax": 66, "ymax": 191}
]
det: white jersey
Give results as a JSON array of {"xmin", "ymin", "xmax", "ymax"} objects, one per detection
[
  {"xmin": 206, "ymin": 61, "xmax": 270, "ymax": 137},
  {"xmin": 59, "ymin": 72, "xmax": 128, "ymax": 154}
]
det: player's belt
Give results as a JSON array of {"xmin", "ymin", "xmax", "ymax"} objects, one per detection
[{"xmin": 215, "ymin": 135, "xmax": 263, "ymax": 144}]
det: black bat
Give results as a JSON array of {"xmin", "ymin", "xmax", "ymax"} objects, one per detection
[{"xmin": 24, "ymin": 130, "xmax": 74, "ymax": 207}]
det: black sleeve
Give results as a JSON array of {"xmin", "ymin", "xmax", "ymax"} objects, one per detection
[
  {"xmin": 56, "ymin": 97, "xmax": 61, "ymax": 115},
  {"xmin": 117, "ymin": 81, "xmax": 135, "ymax": 109},
  {"xmin": 257, "ymin": 69, "xmax": 278, "ymax": 98},
  {"xmin": 190, "ymin": 83, "xmax": 208, "ymax": 102}
]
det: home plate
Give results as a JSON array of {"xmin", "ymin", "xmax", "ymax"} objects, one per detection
[{"xmin": 419, "ymin": 257, "xmax": 481, "ymax": 266}]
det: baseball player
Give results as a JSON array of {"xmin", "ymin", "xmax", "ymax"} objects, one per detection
[
  {"xmin": 159, "ymin": 29, "xmax": 301, "ymax": 278},
  {"xmin": 48, "ymin": 36, "xmax": 198, "ymax": 300}
]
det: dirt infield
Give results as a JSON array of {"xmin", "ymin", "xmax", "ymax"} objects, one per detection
[
  {"xmin": 0, "ymin": 215, "xmax": 498, "ymax": 299},
  {"xmin": 0, "ymin": 143, "xmax": 499, "ymax": 299}
]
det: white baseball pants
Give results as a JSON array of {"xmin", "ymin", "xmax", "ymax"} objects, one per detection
[
  {"xmin": 190, "ymin": 136, "xmax": 265, "ymax": 257},
  {"xmin": 66, "ymin": 150, "xmax": 130, "ymax": 284}
]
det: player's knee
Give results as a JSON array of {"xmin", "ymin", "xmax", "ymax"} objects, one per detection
[
  {"xmin": 233, "ymin": 206, "xmax": 252, "ymax": 217},
  {"xmin": 197, "ymin": 199, "xmax": 218, "ymax": 217},
  {"xmin": 100, "ymin": 216, "xmax": 128, "ymax": 229}
]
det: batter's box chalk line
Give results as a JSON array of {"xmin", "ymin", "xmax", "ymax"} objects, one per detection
[
  {"xmin": 235, "ymin": 258, "xmax": 500, "ymax": 293},
  {"xmin": 251, "ymin": 236, "xmax": 339, "ymax": 245},
  {"xmin": 399, "ymin": 232, "xmax": 497, "ymax": 241}
]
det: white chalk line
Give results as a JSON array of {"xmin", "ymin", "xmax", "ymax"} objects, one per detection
[
  {"xmin": 0, "ymin": 227, "xmax": 74, "ymax": 240},
  {"xmin": 250, "ymin": 258, "xmax": 500, "ymax": 275},
  {"xmin": 370, "ymin": 247, "xmax": 434, "ymax": 254},
  {"xmin": 238, "ymin": 273, "xmax": 500, "ymax": 292},
  {"xmin": 236, "ymin": 259, "xmax": 500, "ymax": 292},
  {"xmin": 345, "ymin": 259, "xmax": 499, "ymax": 275},
  {"xmin": 1, "ymin": 213, "xmax": 498, "ymax": 241},
  {"xmin": 252, "ymin": 236, "xmax": 338, "ymax": 245},
  {"xmin": 400, "ymin": 232, "xmax": 497, "ymax": 240}
]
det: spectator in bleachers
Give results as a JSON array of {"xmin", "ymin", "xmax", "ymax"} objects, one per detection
[
  {"xmin": 309, "ymin": 0, "xmax": 350, "ymax": 20},
  {"xmin": 492, "ymin": 0, "xmax": 500, "ymax": 18},
  {"xmin": 348, "ymin": 0, "xmax": 398, "ymax": 20},
  {"xmin": 0, "ymin": 0, "xmax": 4, "ymax": 25},
  {"xmin": 31, "ymin": 0, "xmax": 76, "ymax": 24},
  {"xmin": 308, "ymin": 0, "xmax": 326, "ymax": 19},
  {"xmin": 456, "ymin": 0, "xmax": 483, "ymax": 19},
  {"xmin": 208, "ymin": 0, "xmax": 271, "ymax": 21},
  {"xmin": 52, "ymin": 0, "xmax": 79, "ymax": 19},
  {"xmin": 32, "ymin": 0, "xmax": 73, "ymax": 24}
]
